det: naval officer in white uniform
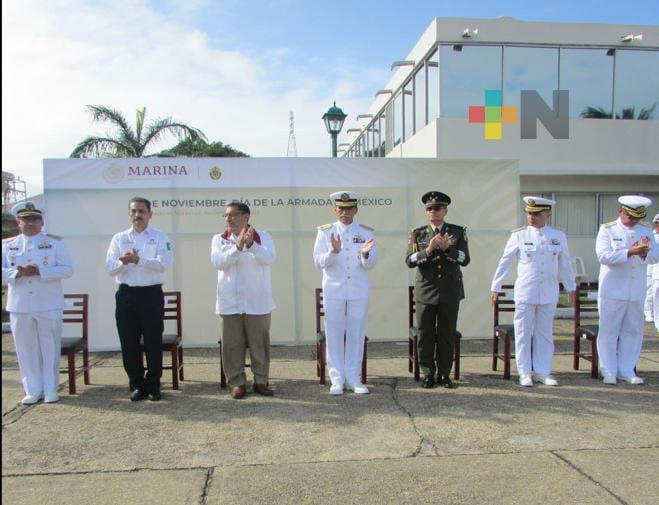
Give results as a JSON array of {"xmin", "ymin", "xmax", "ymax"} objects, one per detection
[
  {"xmin": 313, "ymin": 191, "xmax": 377, "ymax": 395},
  {"xmin": 2, "ymin": 201, "xmax": 73, "ymax": 404},
  {"xmin": 643, "ymin": 213, "xmax": 659, "ymax": 330},
  {"xmin": 491, "ymin": 196, "xmax": 576, "ymax": 387},
  {"xmin": 596, "ymin": 196, "xmax": 659, "ymax": 384}
]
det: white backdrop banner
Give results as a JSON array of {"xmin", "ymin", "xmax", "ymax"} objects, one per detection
[{"xmin": 44, "ymin": 157, "xmax": 519, "ymax": 350}]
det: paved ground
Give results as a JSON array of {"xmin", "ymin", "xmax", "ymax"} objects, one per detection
[{"xmin": 2, "ymin": 321, "xmax": 658, "ymax": 505}]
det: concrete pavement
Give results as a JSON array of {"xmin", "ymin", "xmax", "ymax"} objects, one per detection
[{"xmin": 2, "ymin": 323, "xmax": 658, "ymax": 505}]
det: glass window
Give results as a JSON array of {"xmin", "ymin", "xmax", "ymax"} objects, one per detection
[
  {"xmin": 614, "ymin": 50, "xmax": 659, "ymax": 120},
  {"xmin": 393, "ymin": 92, "xmax": 402, "ymax": 146},
  {"xmin": 379, "ymin": 112, "xmax": 388, "ymax": 156},
  {"xmin": 598, "ymin": 194, "xmax": 620, "ymax": 223},
  {"xmin": 504, "ymin": 47, "xmax": 558, "ymax": 107},
  {"xmin": 553, "ymin": 194, "xmax": 597, "ymax": 236},
  {"xmin": 560, "ymin": 48, "xmax": 614, "ymax": 119},
  {"xmin": 403, "ymin": 80, "xmax": 413, "ymax": 140},
  {"xmin": 440, "ymin": 45, "xmax": 502, "ymax": 117},
  {"xmin": 414, "ymin": 65, "xmax": 426, "ymax": 133},
  {"xmin": 371, "ymin": 120, "xmax": 379, "ymax": 157},
  {"xmin": 363, "ymin": 130, "xmax": 370, "ymax": 157},
  {"xmin": 427, "ymin": 49, "xmax": 439, "ymax": 122}
]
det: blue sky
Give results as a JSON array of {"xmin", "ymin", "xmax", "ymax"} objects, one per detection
[{"xmin": 2, "ymin": 0, "xmax": 658, "ymax": 195}]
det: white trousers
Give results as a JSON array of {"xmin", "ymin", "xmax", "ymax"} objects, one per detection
[
  {"xmin": 653, "ymin": 281, "xmax": 659, "ymax": 332},
  {"xmin": 323, "ymin": 297, "xmax": 368, "ymax": 385},
  {"xmin": 10, "ymin": 310, "xmax": 63, "ymax": 396},
  {"xmin": 597, "ymin": 298, "xmax": 644, "ymax": 378},
  {"xmin": 513, "ymin": 302, "xmax": 556, "ymax": 375}
]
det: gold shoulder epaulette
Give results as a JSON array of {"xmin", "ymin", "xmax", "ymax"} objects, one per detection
[
  {"xmin": 511, "ymin": 226, "xmax": 526, "ymax": 233},
  {"xmin": 317, "ymin": 223, "xmax": 333, "ymax": 231},
  {"xmin": 360, "ymin": 224, "xmax": 374, "ymax": 231},
  {"xmin": 602, "ymin": 221, "xmax": 616, "ymax": 228},
  {"xmin": 2, "ymin": 236, "xmax": 18, "ymax": 243},
  {"xmin": 46, "ymin": 233, "xmax": 62, "ymax": 240}
]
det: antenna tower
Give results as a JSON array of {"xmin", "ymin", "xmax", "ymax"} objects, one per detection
[{"xmin": 287, "ymin": 111, "xmax": 298, "ymax": 157}]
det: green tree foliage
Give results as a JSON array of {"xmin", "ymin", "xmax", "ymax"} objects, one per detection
[
  {"xmin": 156, "ymin": 138, "xmax": 249, "ymax": 158},
  {"xmin": 580, "ymin": 104, "xmax": 656, "ymax": 119},
  {"xmin": 70, "ymin": 105, "xmax": 206, "ymax": 158}
]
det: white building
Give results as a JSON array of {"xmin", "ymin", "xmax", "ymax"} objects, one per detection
[{"xmin": 341, "ymin": 17, "xmax": 659, "ymax": 280}]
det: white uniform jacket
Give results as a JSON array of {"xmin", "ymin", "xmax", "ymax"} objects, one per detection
[
  {"xmin": 2, "ymin": 232, "xmax": 74, "ymax": 313},
  {"xmin": 596, "ymin": 218, "xmax": 659, "ymax": 302},
  {"xmin": 105, "ymin": 226, "xmax": 173, "ymax": 287},
  {"xmin": 313, "ymin": 221, "xmax": 377, "ymax": 300},
  {"xmin": 491, "ymin": 225, "xmax": 576, "ymax": 304},
  {"xmin": 211, "ymin": 228, "xmax": 276, "ymax": 315}
]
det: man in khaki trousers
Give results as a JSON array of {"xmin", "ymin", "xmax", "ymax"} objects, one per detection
[{"xmin": 211, "ymin": 202, "xmax": 276, "ymax": 399}]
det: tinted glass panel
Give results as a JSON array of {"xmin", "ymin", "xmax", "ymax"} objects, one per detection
[
  {"xmin": 427, "ymin": 49, "xmax": 439, "ymax": 121},
  {"xmin": 504, "ymin": 47, "xmax": 558, "ymax": 106},
  {"xmin": 440, "ymin": 45, "xmax": 502, "ymax": 117},
  {"xmin": 393, "ymin": 92, "xmax": 402, "ymax": 146},
  {"xmin": 614, "ymin": 50, "xmax": 659, "ymax": 120},
  {"xmin": 414, "ymin": 66, "xmax": 426, "ymax": 133},
  {"xmin": 560, "ymin": 48, "xmax": 614, "ymax": 119},
  {"xmin": 403, "ymin": 80, "xmax": 414, "ymax": 140}
]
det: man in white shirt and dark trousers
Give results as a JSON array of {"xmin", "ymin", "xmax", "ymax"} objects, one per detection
[
  {"xmin": 313, "ymin": 191, "xmax": 377, "ymax": 395},
  {"xmin": 106, "ymin": 197, "xmax": 173, "ymax": 401},
  {"xmin": 2, "ymin": 201, "xmax": 74, "ymax": 404},
  {"xmin": 211, "ymin": 202, "xmax": 276, "ymax": 400},
  {"xmin": 596, "ymin": 196, "xmax": 659, "ymax": 385},
  {"xmin": 491, "ymin": 197, "xmax": 576, "ymax": 387}
]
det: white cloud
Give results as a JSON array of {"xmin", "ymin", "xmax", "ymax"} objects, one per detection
[{"xmin": 1, "ymin": 0, "xmax": 383, "ymax": 196}]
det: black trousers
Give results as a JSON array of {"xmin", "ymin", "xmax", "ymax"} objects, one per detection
[
  {"xmin": 115, "ymin": 284, "xmax": 164, "ymax": 393},
  {"xmin": 416, "ymin": 300, "xmax": 459, "ymax": 377}
]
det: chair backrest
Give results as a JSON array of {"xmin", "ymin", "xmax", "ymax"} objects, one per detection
[
  {"xmin": 493, "ymin": 284, "xmax": 515, "ymax": 331},
  {"xmin": 571, "ymin": 256, "xmax": 587, "ymax": 281},
  {"xmin": 63, "ymin": 294, "xmax": 88, "ymax": 342},
  {"xmin": 574, "ymin": 282, "xmax": 598, "ymax": 330},
  {"xmin": 163, "ymin": 291, "xmax": 182, "ymax": 338},
  {"xmin": 408, "ymin": 286, "xmax": 415, "ymax": 328},
  {"xmin": 315, "ymin": 288, "xmax": 324, "ymax": 334}
]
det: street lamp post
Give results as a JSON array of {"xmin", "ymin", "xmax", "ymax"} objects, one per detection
[{"xmin": 322, "ymin": 102, "xmax": 347, "ymax": 157}]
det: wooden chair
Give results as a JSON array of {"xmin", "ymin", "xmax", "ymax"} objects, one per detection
[
  {"xmin": 573, "ymin": 282, "xmax": 599, "ymax": 378},
  {"xmin": 61, "ymin": 294, "xmax": 91, "ymax": 394},
  {"xmin": 492, "ymin": 285, "xmax": 515, "ymax": 379},
  {"xmin": 141, "ymin": 291, "xmax": 184, "ymax": 389},
  {"xmin": 408, "ymin": 286, "xmax": 461, "ymax": 381},
  {"xmin": 315, "ymin": 288, "xmax": 367, "ymax": 385}
]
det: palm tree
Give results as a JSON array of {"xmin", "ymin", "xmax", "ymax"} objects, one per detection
[
  {"xmin": 70, "ymin": 105, "xmax": 206, "ymax": 158},
  {"xmin": 580, "ymin": 103, "xmax": 656, "ymax": 120}
]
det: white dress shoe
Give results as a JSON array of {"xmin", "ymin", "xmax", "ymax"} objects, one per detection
[
  {"xmin": 346, "ymin": 382, "xmax": 369, "ymax": 394},
  {"xmin": 602, "ymin": 376, "xmax": 617, "ymax": 385},
  {"xmin": 44, "ymin": 392, "xmax": 59, "ymax": 403},
  {"xmin": 329, "ymin": 383, "xmax": 344, "ymax": 395},
  {"xmin": 534, "ymin": 374, "xmax": 558, "ymax": 386},
  {"xmin": 21, "ymin": 393, "xmax": 43, "ymax": 405},
  {"xmin": 519, "ymin": 373, "xmax": 533, "ymax": 387},
  {"xmin": 619, "ymin": 375, "xmax": 644, "ymax": 385}
]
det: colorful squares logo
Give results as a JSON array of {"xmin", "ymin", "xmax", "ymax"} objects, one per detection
[{"xmin": 468, "ymin": 90, "xmax": 517, "ymax": 139}]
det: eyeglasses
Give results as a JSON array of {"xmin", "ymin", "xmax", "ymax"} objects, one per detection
[{"xmin": 425, "ymin": 206, "xmax": 446, "ymax": 212}]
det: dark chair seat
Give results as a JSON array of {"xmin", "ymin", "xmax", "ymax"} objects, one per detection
[
  {"xmin": 495, "ymin": 325, "xmax": 514, "ymax": 337},
  {"xmin": 61, "ymin": 337, "xmax": 84, "ymax": 351},
  {"xmin": 579, "ymin": 325, "xmax": 599, "ymax": 339},
  {"xmin": 162, "ymin": 333, "xmax": 182, "ymax": 347}
]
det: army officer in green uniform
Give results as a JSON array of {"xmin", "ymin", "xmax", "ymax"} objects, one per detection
[{"xmin": 405, "ymin": 191, "xmax": 470, "ymax": 389}]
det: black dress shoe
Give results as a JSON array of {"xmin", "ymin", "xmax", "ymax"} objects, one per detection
[
  {"xmin": 439, "ymin": 376, "xmax": 457, "ymax": 389},
  {"xmin": 422, "ymin": 375, "xmax": 435, "ymax": 388},
  {"xmin": 148, "ymin": 392, "xmax": 162, "ymax": 401},
  {"xmin": 130, "ymin": 389, "xmax": 149, "ymax": 401}
]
